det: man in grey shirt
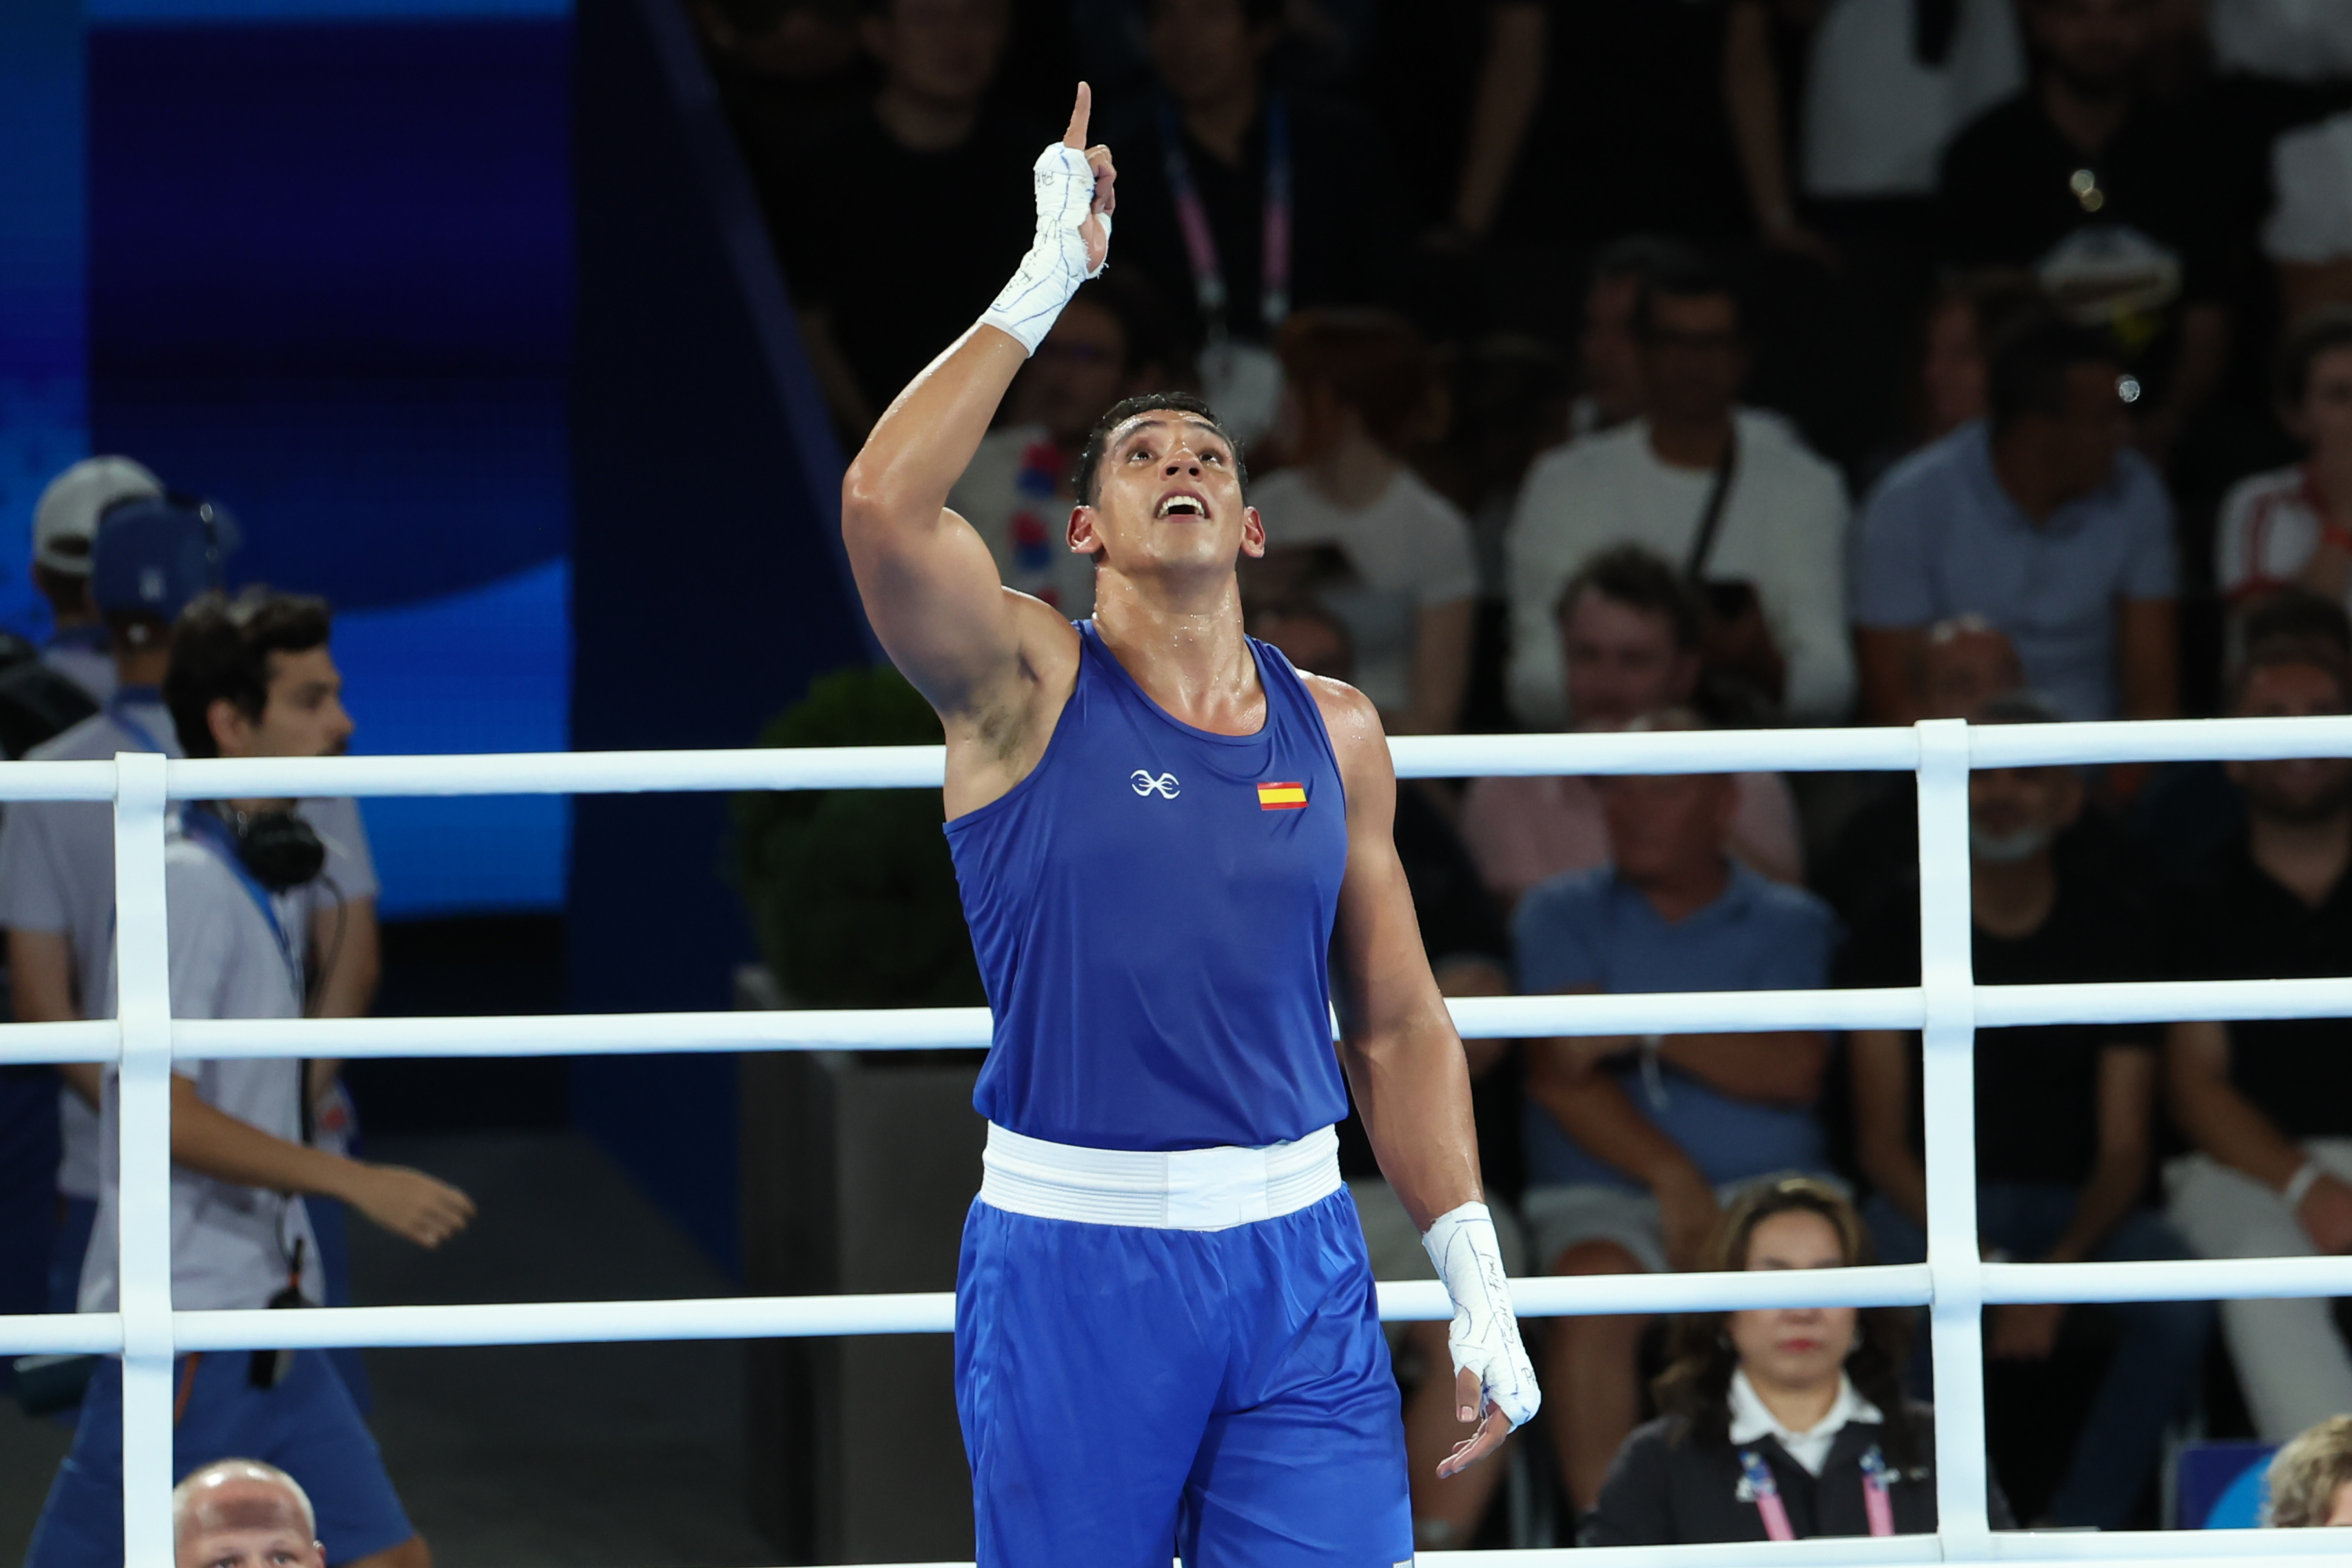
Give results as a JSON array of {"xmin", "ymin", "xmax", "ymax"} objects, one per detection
[
  {"xmin": 1851, "ymin": 313, "xmax": 2176, "ymax": 726},
  {"xmin": 0, "ymin": 501, "xmax": 382, "ymax": 1317},
  {"xmin": 24, "ymin": 588, "xmax": 471, "ymax": 1568}
]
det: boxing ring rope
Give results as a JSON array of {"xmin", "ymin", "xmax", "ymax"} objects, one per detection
[{"xmin": 8, "ymin": 719, "xmax": 2352, "ymax": 1564}]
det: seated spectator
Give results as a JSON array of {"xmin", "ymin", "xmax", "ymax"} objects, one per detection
[
  {"xmin": 768, "ymin": 0, "xmax": 1039, "ymax": 435},
  {"xmin": 2267, "ymin": 1415, "xmax": 2352, "ymax": 1528},
  {"xmin": 945, "ymin": 275, "xmax": 1169, "ymax": 617},
  {"xmin": 1515, "ymin": 710, "xmax": 1840, "ymax": 1512},
  {"xmin": 2165, "ymin": 632, "xmax": 2352, "ymax": 1441},
  {"xmin": 2218, "ymin": 308, "xmax": 2352, "ymax": 621},
  {"xmin": 1249, "ymin": 311, "xmax": 1474, "ymax": 734},
  {"xmin": 1462, "ymin": 546, "xmax": 1803, "ymax": 914},
  {"xmin": 1104, "ymin": 0, "xmax": 1384, "ymax": 440},
  {"xmin": 1841, "ymin": 692, "xmax": 2209, "ymax": 1529},
  {"xmin": 1913, "ymin": 271, "xmax": 2047, "ymax": 451},
  {"xmin": 2264, "ymin": 114, "xmax": 2352, "ymax": 324},
  {"xmin": 25, "ymin": 591, "xmax": 469, "ymax": 1568},
  {"xmin": 1935, "ymin": 0, "xmax": 2231, "ymax": 464},
  {"xmin": 1250, "ymin": 597, "xmax": 1524, "ymax": 1551},
  {"xmin": 1852, "ymin": 313, "xmax": 2176, "ymax": 726},
  {"xmin": 1506, "ymin": 254, "xmax": 1854, "ymax": 728},
  {"xmin": 1582, "ymin": 1177, "xmax": 2005, "ymax": 1545},
  {"xmin": 1569, "ymin": 236, "xmax": 1691, "ymax": 440},
  {"xmin": 174, "ymin": 1460, "xmax": 325, "ymax": 1568},
  {"xmin": 1814, "ymin": 615, "xmax": 2027, "ymax": 922},
  {"xmin": 2131, "ymin": 588, "xmax": 2352, "ymax": 883}
]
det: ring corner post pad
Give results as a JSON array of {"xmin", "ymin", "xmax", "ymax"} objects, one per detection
[{"xmin": 111, "ymin": 749, "xmax": 178, "ymax": 1562}]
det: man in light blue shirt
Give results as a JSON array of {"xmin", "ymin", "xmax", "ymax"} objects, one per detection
[
  {"xmin": 1513, "ymin": 709, "xmax": 1840, "ymax": 1516},
  {"xmin": 1851, "ymin": 315, "xmax": 2176, "ymax": 725}
]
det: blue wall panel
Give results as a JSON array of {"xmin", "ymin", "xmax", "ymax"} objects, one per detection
[{"xmin": 88, "ymin": 14, "xmax": 574, "ymax": 914}]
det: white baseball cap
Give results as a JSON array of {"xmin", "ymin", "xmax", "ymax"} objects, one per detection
[{"xmin": 34, "ymin": 456, "xmax": 163, "ymax": 577}]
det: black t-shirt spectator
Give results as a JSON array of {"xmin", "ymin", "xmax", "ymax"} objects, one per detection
[
  {"xmin": 1812, "ymin": 779, "xmax": 2151, "ymax": 929},
  {"xmin": 1836, "ymin": 879, "xmax": 2158, "ymax": 1186},
  {"xmin": 766, "ymin": 101, "xmax": 1043, "ymax": 413},
  {"xmin": 1331, "ymin": 785, "xmax": 1520, "ymax": 1197},
  {"xmin": 1496, "ymin": 0, "xmax": 1747, "ymax": 249},
  {"xmin": 2165, "ymin": 836, "xmax": 2352, "ymax": 1140},
  {"xmin": 1103, "ymin": 92, "xmax": 1387, "ymax": 351},
  {"xmin": 1936, "ymin": 95, "xmax": 2229, "ymax": 398}
]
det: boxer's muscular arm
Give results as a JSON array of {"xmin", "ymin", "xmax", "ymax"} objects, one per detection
[
  {"xmin": 840, "ymin": 88, "xmax": 1114, "ymax": 805},
  {"xmin": 1316, "ymin": 678, "xmax": 1482, "ymax": 1230},
  {"xmin": 1318, "ymin": 674, "xmax": 1537, "ymax": 1470}
]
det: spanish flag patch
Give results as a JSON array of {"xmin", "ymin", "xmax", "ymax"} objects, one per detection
[{"xmin": 1257, "ymin": 781, "xmax": 1309, "ymax": 811}]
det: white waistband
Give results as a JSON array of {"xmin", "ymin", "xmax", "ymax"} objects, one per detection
[{"xmin": 979, "ymin": 1123, "xmax": 1343, "ymax": 1231}]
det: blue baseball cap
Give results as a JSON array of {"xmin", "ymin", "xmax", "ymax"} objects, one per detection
[{"xmin": 90, "ymin": 498, "xmax": 224, "ymax": 620}]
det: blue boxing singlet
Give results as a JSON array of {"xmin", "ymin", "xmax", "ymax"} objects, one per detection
[{"xmin": 945, "ymin": 620, "xmax": 1351, "ymax": 1151}]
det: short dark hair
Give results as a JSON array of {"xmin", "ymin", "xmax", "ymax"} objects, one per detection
[
  {"xmin": 1986, "ymin": 311, "xmax": 2119, "ymax": 431},
  {"xmin": 2229, "ymin": 631, "xmax": 2352, "ymax": 714},
  {"xmin": 2242, "ymin": 585, "xmax": 2352, "ymax": 656},
  {"xmin": 165, "ymin": 590, "xmax": 333, "ymax": 760},
  {"xmin": 1274, "ymin": 309, "xmax": 1435, "ymax": 452},
  {"xmin": 1555, "ymin": 543, "xmax": 1702, "ymax": 653},
  {"xmin": 1634, "ymin": 249, "xmax": 1738, "ymax": 342},
  {"xmin": 1074, "ymin": 392, "xmax": 1248, "ymax": 508},
  {"xmin": 2276, "ymin": 304, "xmax": 2352, "ymax": 410}
]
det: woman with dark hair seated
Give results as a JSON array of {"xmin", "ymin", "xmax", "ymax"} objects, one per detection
[{"xmin": 1582, "ymin": 1176, "xmax": 2010, "ymax": 1545}]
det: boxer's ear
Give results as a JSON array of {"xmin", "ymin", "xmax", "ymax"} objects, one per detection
[{"xmin": 1069, "ymin": 505, "xmax": 1105, "ymax": 559}]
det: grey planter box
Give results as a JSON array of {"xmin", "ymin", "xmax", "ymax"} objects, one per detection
[{"xmin": 737, "ymin": 965, "xmax": 986, "ymax": 1562}]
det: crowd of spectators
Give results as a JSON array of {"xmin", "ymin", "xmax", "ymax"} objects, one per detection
[
  {"xmin": 0, "ymin": 462, "xmax": 458, "ymax": 1568},
  {"xmin": 234, "ymin": 0, "xmax": 2352, "ymax": 1549}
]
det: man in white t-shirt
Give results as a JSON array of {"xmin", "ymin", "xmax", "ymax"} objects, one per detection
[
  {"xmin": 0, "ymin": 502, "xmax": 382, "ymax": 1324},
  {"xmin": 1505, "ymin": 259, "xmax": 1853, "ymax": 729},
  {"xmin": 1249, "ymin": 310, "xmax": 1479, "ymax": 734},
  {"xmin": 946, "ymin": 276, "xmax": 1168, "ymax": 619},
  {"xmin": 25, "ymin": 589, "xmax": 470, "ymax": 1568},
  {"xmin": 1464, "ymin": 545, "xmax": 1803, "ymax": 912}
]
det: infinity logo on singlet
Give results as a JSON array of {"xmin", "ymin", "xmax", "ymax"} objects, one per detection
[{"xmin": 1129, "ymin": 769, "xmax": 1181, "ymax": 799}]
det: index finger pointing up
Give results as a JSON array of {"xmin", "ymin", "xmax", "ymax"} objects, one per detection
[{"xmin": 1063, "ymin": 81, "xmax": 1091, "ymax": 149}]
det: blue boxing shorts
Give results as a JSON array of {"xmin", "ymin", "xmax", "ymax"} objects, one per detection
[
  {"xmin": 955, "ymin": 1186, "xmax": 1413, "ymax": 1568},
  {"xmin": 26, "ymin": 1350, "xmax": 415, "ymax": 1568}
]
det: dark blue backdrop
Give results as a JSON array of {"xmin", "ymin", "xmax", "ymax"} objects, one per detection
[
  {"xmin": 52, "ymin": 0, "xmax": 873, "ymax": 1270},
  {"xmin": 88, "ymin": 12, "xmax": 575, "ymax": 918}
]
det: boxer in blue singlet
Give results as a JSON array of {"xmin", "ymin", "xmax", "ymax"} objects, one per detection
[{"xmin": 839, "ymin": 86, "xmax": 1541, "ymax": 1567}]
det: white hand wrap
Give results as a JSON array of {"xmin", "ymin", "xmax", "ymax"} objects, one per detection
[
  {"xmin": 980, "ymin": 142, "xmax": 1107, "ymax": 355},
  {"xmin": 1422, "ymin": 1200, "xmax": 1542, "ymax": 1429}
]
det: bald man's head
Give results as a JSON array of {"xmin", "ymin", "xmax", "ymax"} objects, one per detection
[{"xmin": 174, "ymin": 1461, "xmax": 323, "ymax": 1568}]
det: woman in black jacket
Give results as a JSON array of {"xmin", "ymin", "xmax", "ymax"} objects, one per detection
[{"xmin": 1582, "ymin": 1176, "xmax": 2011, "ymax": 1545}]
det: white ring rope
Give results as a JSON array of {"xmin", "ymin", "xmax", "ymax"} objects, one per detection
[{"xmin": 6, "ymin": 718, "xmax": 2350, "ymax": 1563}]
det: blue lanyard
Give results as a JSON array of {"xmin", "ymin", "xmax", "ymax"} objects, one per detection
[
  {"xmin": 105, "ymin": 686, "xmax": 173, "ymax": 757},
  {"xmin": 181, "ymin": 808, "xmax": 300, "ymax": 996},
  {"xmin": 1157, "ymin": 94, "xmax": 1291, "ymax": 342}
]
